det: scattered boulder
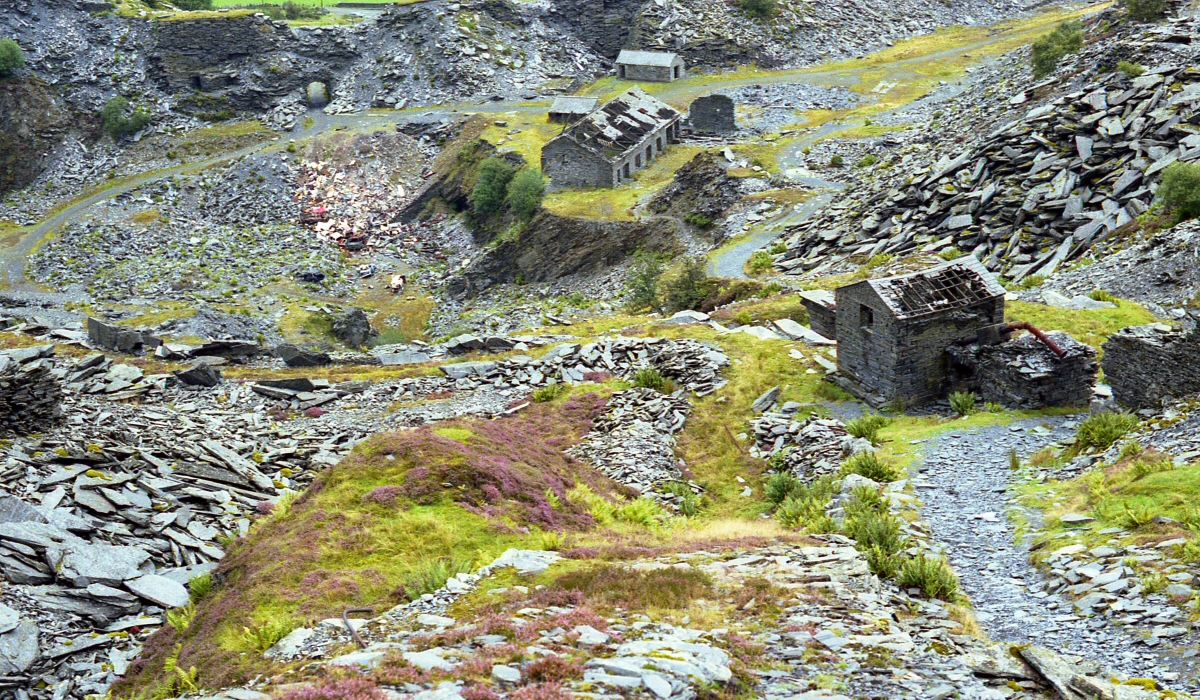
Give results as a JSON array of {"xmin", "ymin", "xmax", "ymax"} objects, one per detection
[
  {"xmin": 276, "ymin": 344, "xmax": 332, "ymax": 368},
  {"xmin": 331, "ymin": 308, "xmax": 377, "ymax": 348},
  {"xmin": 173, "ymin": 362, "xmax": 222, "ymax": 388}
]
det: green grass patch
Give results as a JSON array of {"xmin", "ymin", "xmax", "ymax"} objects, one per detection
[{"xmin": 1004, "ymin": 299, "xmax": 1157, "ymax": 353}]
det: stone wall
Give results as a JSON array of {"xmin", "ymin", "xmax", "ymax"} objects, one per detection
[
  {"xmin": 618, "ymin": 62, "xmax": 679, "ymax": 82},
  {"xmin": 948, "ymin": 331, "xmax": 1098, "ymax": 409},
  {"xmin": 0, "ymin": 347, "xmax": 62, "ymax": 436},
  {"xmin": 542, "ymin": 137, "xmax": 614, "ymax": 188},
  {"xmin": 689, "ymin": 94, "xmax": 735, "ymax": 134},
  {"xmin": 1102, "ymin": 323, "xmax": 1200, "ymax": 409}
]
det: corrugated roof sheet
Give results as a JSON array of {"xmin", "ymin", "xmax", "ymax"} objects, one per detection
[
  {"xmin": 616, "ymin": 49, "xmax": 680, "ymax": 67},
  {"xmin": 861, "ymin": 257, "xmax": 1007, "ymax": 320},
  {"xmin": 549, "ymin": 96, "xmax": 599, "ymax": 114},
  {"xmin": 549, "ymin": 86, "xmax": 680, "ymax": 162}
]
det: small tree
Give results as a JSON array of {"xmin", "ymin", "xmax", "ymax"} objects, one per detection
[
  {"xmin": 101, "ymin": 96, "xmax": 152, "ymax": 139},
  {"xmin": 662, "ymin": 257, "xmax": 710, "ymax": 313},
  {"xmin": 506, "ymin": 169, "xmax": 545, "ymax": 221},
  {"xmin": 623, "ymin": 250, "xmax": 664, "ymax": 311},
  {"xmin": 471, "ymin": 157, "xmax": 516, "ymax": 217},
  {"xmin": 1031, "ymin": 20, "xmax": 1084, "ymax": 79},
  {"xmin": 1126, "ymin": 0, "xmax": 1166, "ymax": 21},
  {"xmin": 738, "ymin": 0, "xmax": 776, "ymax": 19},
  {"xmin": 0, "ymin": 39, "xmax": 25, "ymax": 79},
  {"xmin": 1159, "ymin": 162, "xmax": 1200, "ymax": 222}
]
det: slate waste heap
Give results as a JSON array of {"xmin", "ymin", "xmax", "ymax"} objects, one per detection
[{"xmin": 771, "ymin": 15, "xmax": 1200, "ymax": 283}]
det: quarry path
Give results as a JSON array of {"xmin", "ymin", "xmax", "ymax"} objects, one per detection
[{"xmin": 916, "ymin": 416, "xmax": 1197, "ymax": 691}]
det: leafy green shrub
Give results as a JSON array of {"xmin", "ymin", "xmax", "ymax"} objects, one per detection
[
  {"xmin": 897, "ymin": 554, "xmax": 959, "ymax": 600},
  {"xmin": 1088, "ymin": 289, "xmax": 1117, "ymax": 302},
  {"xmin": 0, "ymin": 38, "xmax": 25, "ymax": 78},
  {"xmin": 507, "ymin": 168, "xmax": 545, "ymax": 221},
  {"xmin": 100, "ymin": 96, "xmax": 152, "ymax": 139},
  {"xmin": 1159, "ymin": 162, "xmax": 1200, "ymax": 222},
  {"xmin": 1031, "ymin": 20, "xmax": 1084, "ymax": 79},
  {"xmin": 187, "ymin": 573, "xmax": 214, "ymax": 603},
  {"xmin": 616, "ymin": 497, "xmax": 664, "ymax": 526},
  {"xmin": 167, "ymin": 603, "xmax": 196, "ymax": 633},
  {"xmin": 747, "ymin": 250, "xmax": 774, "ymax": 274},
  {"xmin": 840, "ymin": 451, "xmax": 901, "ymax": 482},
  {"xmin": 1126, "ymin": 0, "xmax": 1166, "ymax": 21},
  {"xmin": 239, "ymin": 617, "xmax": 295, "ymax": 654},
  {"xmin": 987, "ymin": 402, "xmax": 1006, "ymax": 414},
  {"xmin": 1117, "ymin": 60, "xmax": 1145, "ymax": 78},
  {"xmin": 1009, "ymin": 273, "xmax": 1047, "ymax": 290},
  {"xmin": 948, "ymin": 391, "xmax": 977, "ymax": 416},
  {"xmin": 773, "ymin": 475, "xmax": 837, "ymax": 531},
  {"xmin": 174, "ymin": 0, "xmax": 213, "ymax": 9},
  {"xmin": 864, "ymin": 546, "xmax": 905, "ymax": 579},
  {"xmin": 1076, "ymin": 412, "xmax": 1138, "ymax": 451},
  {"xmin": 623, "ymin": 250, "xmax": 665, "ymax": 311},
  {"xmin": 845, "ymin": 414, "xmax": 891, "ymax": 443},
  {"xmin": 633, "ymin": 367, "xmax": 671, "ymax": 392},
  {"xmin": 829, "ymin": 155, "xmax": 844, "ymax": 167},
  {"xmin": 738, "ymin": 0, "xmax": 777, "ymax": 19},
  {"xmin": 768, "ymin": 242, "xmax": 788, "ymax": 255},
  {"xmin": 684, "ymin": 212, "xmax": 714, "ymax": 228},
  {"xmin": 661, "ymin": 257, "xmax": 710, "ymax": 313},
  {"xmin": 471, "ymin": 157, "xmax": 516, "ymax": 217},
  {"xmin": 1130, "ymin": 454, "xmax": 1174, "ymax": 480},
  {"xmin": 532, "ymin": 382, "xmax": 567, "ymax": 403},
  {"xmin": 734, "ymin": 310, "xmax": 753, "ymax": 325},
  {"xmin": 678, "ymin": 493, "xmax": 701, "ymax": 516},
  {"xmin": 856, "ymin": 154, "xmax": 880, "ymax": 168},
  {"xmin": 937, "ymin": 247, "xmax": 964, "ymax": 261},
  {"xmin": 765, "ymin": 471, "xmax": 801, "ymax": 505}
]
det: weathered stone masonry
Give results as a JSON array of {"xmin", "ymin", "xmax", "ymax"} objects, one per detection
[{"xmin": 1102, "ymin": 322, "xmax": 1200, "ymax": 409}]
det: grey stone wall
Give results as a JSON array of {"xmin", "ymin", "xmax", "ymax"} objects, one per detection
[
  {"xmin": 1102, "ymin": 323, "xmax": 1200, "ymax": 409},
  {"xmin": 690, "ymin": 94, "xmax": 735, "ymax": 133},
  {"xmin": 542, "ymin": 138, "xmax": 614, "ymax": 188},
  {"xmin": 948, "ymin": 331, "xmax": 1097, "ymax": 409},
  {"xmin": 806, "ymin": 303, "xmax": 837, "ymax": 341},
  {"xmin": 835, "ymin": 285, "xmax": 899, "ymax": 403},
  {"xmin": 617, "ymin": 62, "xmax": 682, "ymax": 82}
]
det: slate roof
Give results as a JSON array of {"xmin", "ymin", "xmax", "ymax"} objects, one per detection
[
  {"xmin": 616, "ymin": 50, "xmax": 681, "ymax": 67},
  {"xmin": 550, "ymin": 87, "xmax": 681, "ymax": 162},
  {"xmin": 858, "ymin": 257, "xmax": 1007, "ymax": 321},
  {"xmin": 549, "ymin": 96, "xmax": 599, "ymax": 115}
]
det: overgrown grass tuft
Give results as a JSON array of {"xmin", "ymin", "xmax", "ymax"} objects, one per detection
[
  {"xmin": 632, "ymin": 367, "xmax": 673, "ymax": 393},
  {"xmin": 397, "ymin": 557, "xmax": 476, "ymax": 601},
  {"xmin": 1075, "ymin": 412, "xmax": 1138, "ymax": 452},
  {"xmin": 897, "ymin": 554, "xmax": 959, "ymax": 600},
  {"xmin": 549, "ymin": 565, "xmax": 713, "ymax": 609},
  {"xmin": 845, "ymin": 414, "xmax": 891, "ymax": 443}
]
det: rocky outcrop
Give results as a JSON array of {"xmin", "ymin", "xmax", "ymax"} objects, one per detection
[
  {"xmin": 646, "ymin": 150, "xmax": 744, "ymax": 225},
  {"xmin": 149, "ymin": 14, "xmax": 357, "ymax": 113},
  {"xmin": 447, "ymin": 211, "xmax": 683, "ymax": 296},
  {"xmin": 1102, "ymin": 322, "xmax": 1200, "ymax": 409},
  {"xmin": 0, "ymin": 78, "xmax": 77, "ymax": 194}
]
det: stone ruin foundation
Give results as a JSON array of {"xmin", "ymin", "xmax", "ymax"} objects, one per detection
[
  {"xmin": 689, "ymin": 94, "xmax": 736, "ymax": 134},
  {"xmin": 1102, "ymin": 322, "xmax": 1200, "ymax": 409},
  {"xmin": 0, "ymin": 346, "xmax": 63, "ymax": 435},
  {"xmin": 947, "ymin": 330, "xmax": 1097, "ymax": 409}
]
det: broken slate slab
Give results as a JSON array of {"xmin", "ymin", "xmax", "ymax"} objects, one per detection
[
  {"xmin": 0, "ymin": 495, "xmax": 48, "ymax": 524},
  {"xmin": 752, "ymin": 386, "xmax": 781, "ymax": 413},
  {"xmin": 59, "ymin": 542, "xmax": 151, "ymax": 587},
  {"xmin": 0, "ymin": 603, "xmax": 19, "ymax": 634},
  {"xmin": 0, "ymin": 619, "xmax": 39, "ymax": 674},
  {"xmin": 125, "ymin": 574, "xmax": 190, "ymax": 608}
]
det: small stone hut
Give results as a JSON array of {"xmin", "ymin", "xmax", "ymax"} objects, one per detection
[
  {"xmin": 616, "ymin": 50, "xmax": 685, "ymax": 82},
  {"xmin": 832, "ymin": 257, "xmax": 1007, "ymax": 406},
  {"xmin": 548, "ymin": 96, "xmax": 598, "ymax": 124},
  {"xmin": 690, "ymin": 94, "xmax": 736, "ymax": 133},
  {"xmin": 541, "ymin": 87, "xmax": 682, "ymax": 189}
]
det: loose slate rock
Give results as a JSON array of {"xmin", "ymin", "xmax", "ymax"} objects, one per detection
[{"xmin": 125, "ymin": 574, "xmax": 191, "ymax": 609}]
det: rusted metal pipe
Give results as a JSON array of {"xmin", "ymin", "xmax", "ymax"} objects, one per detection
[
  {"xmin": 1005, "ymin": 321, "xmax": 1067, "ymax": 358},
  {"xmin": 343, "ymin": 607, "xmax": 373, "ymax": 649}
]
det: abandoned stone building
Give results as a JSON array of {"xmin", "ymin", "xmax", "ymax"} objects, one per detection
[
  {"xmin": 689, "ymin": 94, "xmax": 736, "ymax": 134},
  {"xmin": 615, "ymin": 50, "xmax": 685, "ymax": 82},
  {"xmin": 541, "ymin": 87, "xmax": 682, "ymax": 189},
  {"xmin": 947, "ymin": 331, "xmax": 1098, "ymax": 409},
  {"xmin": 548, "ymin": 96, "xmax": 598, "ymax": 124},
  {"xmin": 811, "ymin": 258, "xmax": 1009, "ymax": 406}
]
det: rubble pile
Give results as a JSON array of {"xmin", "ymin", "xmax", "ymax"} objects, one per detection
[
  {"xmin": 1101, "ymin": 322, "xmax": 1200, "ymax": 409},
  {"xmin": 947, "ymin": 331, "xmax": 1099, "ymax": 409},
  {"xmin": 751, "ymin": 410, "xmax": 872, "ymax": 481},
  {"xmin": 296, "ymin": 133, "xmax": 434, "ymax": 252},
  {"xmin": 0, "ymin": 346, "xmax": 62, "ymax": 436},
  {"xmin": 773, "ymin": 16, "xmax": 1200, "ymax": 282},
  {"xmin": 439, "ymin": 337, "xmax": 730, "ymax": 395},
  {"xmin": 1033, "ymin": 219, "xmax": 1200, "ymax": 313},
  {"xmin": 567, "ymin": 388, "xmax": 700, "ymax": 504}
]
